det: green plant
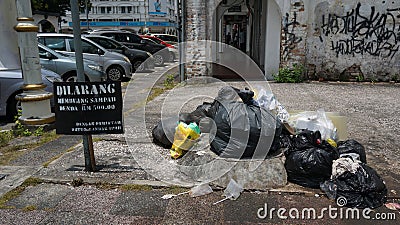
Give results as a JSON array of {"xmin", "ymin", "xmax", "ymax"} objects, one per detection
[
  {"xmin": 12, "ymin": 110, "xmax": 45, "ymax": 137},
  {"xmin": 0, "ymin": 130, "xmax": 13, "ymax": 147},
  {"xmin": 274, "ymin": 64, "xmax": 304, "ymax": 83},
  {"xmin": 163, "ymin": 74, "xmax": 175, "ymax": 89},
  {"xmin": 356, "ymin": 74, "xmax": 364, "ymax": 82},
  {"xmin": 13, "ymin": 120, "xmax": 32, "ymax": 137}
]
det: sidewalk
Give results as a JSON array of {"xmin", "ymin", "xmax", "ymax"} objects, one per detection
[{"xmin": 1, "ymin": 65, "xmax": 399, "ymax": 224}]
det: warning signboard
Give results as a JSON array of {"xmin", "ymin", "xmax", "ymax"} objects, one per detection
[{"xmin": 54, "ymin": 81, "xmax": 124, "ymax": 135}]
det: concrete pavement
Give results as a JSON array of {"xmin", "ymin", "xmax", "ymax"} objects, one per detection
[{"xmin": 1, "ymin": 63, "xmax": 400, "ymax": 224}]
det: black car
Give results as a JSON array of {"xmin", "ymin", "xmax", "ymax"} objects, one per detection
[
  {"xmin": 85, "ymin": 35, "xmax": 155, "ymax": 72},
  {"xmin": 88, "ymin": 30, "xmax": 170, "ymax": 66}
]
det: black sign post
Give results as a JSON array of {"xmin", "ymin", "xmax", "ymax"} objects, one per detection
[{"xmin": 54, "ymin": 81, "xmax": 124, "ymax": 171}]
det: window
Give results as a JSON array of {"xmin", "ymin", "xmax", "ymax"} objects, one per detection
[
  {"xmin": 38, "ymin": 47, "xmax": 49, "ymax": 58},
  {"xmin": 100, "ymin": 7, "xmax": 105, "ymax": 14},
  {"xmin": 127, "ymin": 6, "xmax": 132, "ymax": 13},
  {"xmin": 107, "ymin": 7, "xmax": 112, "ymax": 13},
  {"xmin": 38, "ymin": 37, "xmax": 66, "ymax": 51},
  {"xmin": 90, "ymin": 38, "xmax": 118, "ymax": 49},
  {"xmin": 121, "ymin": 6, "xmax": 126, "ymax": 13},
  {"xmin": 67, "ymin": 39, "xmax": 99, "ymax": 54}
]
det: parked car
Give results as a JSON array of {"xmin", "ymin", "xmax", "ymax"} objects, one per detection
[
  {"xmin": 140, "ymin": 35, "xmax": 177, "ymax": 62},
  {"xmin": 37, "ymin": 33, "xmax": 132, "ymax": 81},
  {"xmin": 88, "ymin": 30, "xmax": 170, "ymax": 66},
  {"xmin": 0, "ymin": 68, "xmax": 61, "ymax": 121},
  {"xmin": 84, "ymin": 35, "xmax": 155, "ymax": 72},
  {"xmin": 147, "ymin": 33, "xmax": 178, "ymax": 45},
  {"xmin": 38, "ymin": 43, "xmax": 106, "ymax": 82}
]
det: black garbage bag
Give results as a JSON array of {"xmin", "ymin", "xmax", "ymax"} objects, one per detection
[
  {"xmin": 210, "ymin": 101, "xmax": 280, "ymax": 159},
  {"xmin": 320, "ymin": 160, "xmax": 387, "ymax": 209},
  {"xmin": 284, "ymin": 130, "xmax": 339, "ymax": 188},
  {"xmin": 179, "ymin": 102, "xmax": 211, "ymax": 125},
  {"xmin": 152, "ymin": 118, "xmax": 178, "ymax": 148},
  {"xmin": 337, "ymin": 139, "xmax": 367, "ymax": 163}
]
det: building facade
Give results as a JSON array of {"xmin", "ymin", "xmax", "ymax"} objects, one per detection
[
  {"xmin": 62, "ymin": 0, "xmax": 178, "ymax": 34},
  {"xmin": 183, "ymin": 0, "xmax": 400, "ymax": 82}
]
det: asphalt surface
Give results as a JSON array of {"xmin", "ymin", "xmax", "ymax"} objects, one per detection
[{"xmin": 0, "ymin": 63, "xmax": 400, "ymax": 224}]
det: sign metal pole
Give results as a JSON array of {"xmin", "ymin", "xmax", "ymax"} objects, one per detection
[{"xmin": 70, "ymin": 0, "xmax": 95, "ymax": 172}]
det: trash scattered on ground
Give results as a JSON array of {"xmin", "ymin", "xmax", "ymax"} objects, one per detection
[
  {"xmin": 170, "ymin": 122, "xmax": 201, "ymax": 159},
  {"xmin": 213, "ymin": 179, "xmax": 243, "ymax": 205},
  {"xmin": 385, "ymin": 202, "xmax": 400, "ymax": 210},
  {"xmin": 254, "ymin": 87, "xmax": 289, "ymax": 123},
  {"xmin": 288, "ymin": 109, "xmax": 337, "ymax": 141},
  {"xmin": 208, "ymin": 86, "xmax": 282, "ymax": 159},
  {"xmin": 284, "ymin": 130, "xmax": 339, "ymax": 188},
  {"xmin": 161, "ymin": 184, "xmax": 213, "ymax": 200},
  {"xmin": 337, "ymin": 139, "xmax": 367, "ymax": 163},
  {"xmin": 151, "ymin": 85, "xmax": 388, "ymax": 210},
  {"xmin": 189, "ymin": 183, "xmax": 213, "ymax": 197},
  {"xmin": 161, "ymin": 191, "xmax": 191, "ymax": 199},
  {"xmin": 152, "ymin": 86, "xmax": 285, "ymax": 159},
  {"xmin": 152, "ymin": 117, "xmax": 177, "ymax": 148},
  {"xmin": 320, "ymin": 158, "xmax": 387, "ymax": 209}
]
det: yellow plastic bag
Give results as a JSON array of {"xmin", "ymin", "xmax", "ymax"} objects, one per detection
[{"xmin": 170, "ymin": 122, "xmax": 200, "ymax": 159}]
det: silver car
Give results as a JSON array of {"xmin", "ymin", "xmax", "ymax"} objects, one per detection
[
  {"xmin": 37, "ymin": 33, "xmax": 132, "ymax": 81},
  {"xmin": 0, "ymin": 68, "xmax": 61, "ymax": 121},
  {"xmin": 39, "ymin": 44, "xmax": 106, "ymax": 82}
]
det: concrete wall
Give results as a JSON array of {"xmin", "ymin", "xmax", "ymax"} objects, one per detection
[
  {"xmin": 306, "ymin": 0, "xmax": 400, "ymax": 81},
  {"xmin": 184, "ymin": 0, "xmax": 400, "ymax": 81}
]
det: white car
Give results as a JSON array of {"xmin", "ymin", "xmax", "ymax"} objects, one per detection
[
  {"xmin": 37, "ymin": 33, "xmax": 132, "ymax": 81},
  {"xmin": 39, "ymin": 43, "xmax": 106, "ymax": 82}
]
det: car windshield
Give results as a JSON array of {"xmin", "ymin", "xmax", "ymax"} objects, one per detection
[{"xmin": 148, "ymin": 37, "xmax": 162, "ymax": 44}]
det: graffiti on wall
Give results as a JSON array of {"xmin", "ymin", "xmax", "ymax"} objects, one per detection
[
  {"xmin": 283, "ymin": 12, "xmax": 303, "ymax": 60},
  {"xmin": 320, "ymin": 2, "xmax": 400, "ymax": 59}
]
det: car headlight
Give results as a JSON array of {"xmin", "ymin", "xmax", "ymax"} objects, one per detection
[
  {"xmin": 88, "ymin": 64, "xmax": 103, "ymax": 72},
  {"xmin": 46, "ymin": 76, "xmax": 62, "ymax": 83},
  {"xmin": 123, "ymin": 56, "xmax": 130, "ymax": 63},
  {"xmin": 147, "ymin": 52, "xmax": 153, "ymax": 57}
]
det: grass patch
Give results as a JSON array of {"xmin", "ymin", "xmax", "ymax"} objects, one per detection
[
  {"xmin": 0, "ymin": 130, "xmax": 13, "ymax": 148},
  {"xmin": 94, "ymin": 182, "xmax": 118, "ymax": 190},
  {"xmin": 120, "ymin": 184, "xmax": 153, "ymax": 191},
  {"xmin": 22, "ymin": 205, "xmax": 37, "ymax": 211},
  {"xmin": 0, "ymin": 130, "xmax": 59, "ymax": 166},
  {"xmin": 166, "ymin": 186, "xmax": 190, "ymax": 194},
  {"xmin": 0, "ymin": 177, "xmax": 43, "ymax": 209},
  {"xmin": 146, "ymin": 87, "xmax": 165, "ymax": 103}
]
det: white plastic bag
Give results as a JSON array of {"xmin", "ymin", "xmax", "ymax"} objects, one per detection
[
  {"xmin": 255, "ymin": 88, "xmax": 289, "ymax": 123},
  {"xmin": 213, "ymin": 179, "xmax": 243, "ymax": 205},
  {"xmin": 288, "ymin": 109, "xmax": 337, "ymax": 140}
]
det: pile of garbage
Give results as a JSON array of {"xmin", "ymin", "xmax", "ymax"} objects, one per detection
[
  {"xmin": 152, "ymin": 86, "xmax": 285, "ymax": 159},
  {"xmin": 152, "ymin": 86, "xmax": 387, "ymax": 209}
]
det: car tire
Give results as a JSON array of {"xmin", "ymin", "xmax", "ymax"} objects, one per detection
[
  {"xmin": 154, "ymin": 54, "xmax": 164, "ymax": 66},
  {"xmin": 64, "ymin": 72, "xmax": 78, "ymax": 82},
  {"xmin": 64, "ymin": 72, "xmax": 89, "ymax": 82},
  {"xmin": 169, "ymin": 52, "xmax": 175, "ymax": 62},
  {"xmin": 107, "ymin": 66, "xmax": 124, "ymax": 81},
  {"xmin": 6, "ymin": 93, "xmax": 21, "ymax": 122},
  {"xmin": 133, "ymin": 60, "xmax": 145, "ymax": 72}
]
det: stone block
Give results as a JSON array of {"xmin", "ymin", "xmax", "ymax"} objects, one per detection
[{"xmin": 177, "ymin": 135, "xmax": 287, "ymax": 191}]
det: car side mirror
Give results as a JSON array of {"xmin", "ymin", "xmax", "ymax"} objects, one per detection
[
  {"xmin": 97, "ymin": 48, "xmax": 104, "ymax": 55},
  {"xmin": 45, "ymin": 52, "xmax": 55, "ymax": 59}
]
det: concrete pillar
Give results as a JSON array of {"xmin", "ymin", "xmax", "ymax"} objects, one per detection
[
  {"xmin": 13, "ymin": 0, "xmax": 55, "ymax": 125},
  {"xmin": 0, "ymin": 1, "xmax": 20, "ymax": 70}
]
